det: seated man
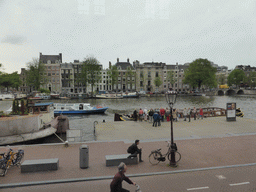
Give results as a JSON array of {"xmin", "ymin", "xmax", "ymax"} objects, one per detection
[{"xmin": 127, "ymin": 140, "xmax": 143, "ymax": 162}]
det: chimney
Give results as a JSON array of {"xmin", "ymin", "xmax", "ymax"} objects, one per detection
[
  {"xmin": 59, "ymin": 53, "xmax": 62, "ymax": 63},
  {"xmin": 117, "ymin": 58, "xmax": 119, "ymax": 62},
  {"xmin": 176, "ymin": 62, "xmax": 178, "ymax": 65},
  {"xmin": 127, "ymin": 58, "xmax": 129, "ymax": 63},
  {"xmin": 109, "ymin": 61, "xmax": 111, "ymax": 68}
]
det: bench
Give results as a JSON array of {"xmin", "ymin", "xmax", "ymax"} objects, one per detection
[
  {"xmin": 21, "ymin": 158, "xmax": 59, "ymax": 173},
  {"xmin": 105, "ymin": 154, "xmax": 138, "ymax": 167}
]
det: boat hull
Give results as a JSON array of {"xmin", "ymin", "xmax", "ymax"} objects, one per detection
[{"xmin": 54, "ymin": 107, "xmax": 109, "ymax": 115}]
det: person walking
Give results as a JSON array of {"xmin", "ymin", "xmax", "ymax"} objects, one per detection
[
  {"xmin": 157, "ymin": 112, "xmax": 161, "ymax": 126},
  {"xmin": 127, "ymin": 140, "xmax": 143, "ymax": 162},
  {"xmin": 172, "ymin": 108, "xmax": 177, "ymax": 122},
  {"xmin": 183, "ymin": 108, "xmax": 187, "ymax": 121},
  {"xmin": 165, "ymin": 108, "xmax": 170, "ymax": 122},
  {"xmin": 193, "ymin": 107, "xmax": 197, "ymax": 120},
  {"xmin": 110, "ymin": 162, "xmax": 136, "ymax": 192}
]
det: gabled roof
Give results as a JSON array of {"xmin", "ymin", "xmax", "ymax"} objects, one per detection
[
  {"xmin": 115, "ymin": 62, "xmax": 135, "ymax": 70},
  {"xmin": 39, "ymin": 53, "xmax": 62, "ymax": 64}
]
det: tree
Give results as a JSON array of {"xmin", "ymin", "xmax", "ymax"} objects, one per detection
[
  {"xmin": 227, "ymin": 69, "xmax": 246, "ymax": 88},
  {"xmin": 167, "ymin": 71, "xmax": 176, "ymax": 89},
  {"xmin": 0, "ymin": 72, "xmax": 21, "ymax": 92},
  {"xmin": 107, "ymin": 65, "xmax": 118, "ymax": 92},
  {"xmin": 81, "ymin": 56, "xmax": 102, "ymax": 95},
  {"xmin": 183, "ymin": 58, "xmax": 217, "ymax": 89},
  {"xmin": 217, "ymin": 74, "xmax": 226, "ymax": 85},
  {"xmin": 154, "ymin": 76, "xmax": 163, "ymax": 91},
  {"xmin": 25, "ymin": 58, "xmax": 46, "ymax": 91},
  {"xmin": 246, "ymin": 71, "xmax": 256, "ymax": 88}
]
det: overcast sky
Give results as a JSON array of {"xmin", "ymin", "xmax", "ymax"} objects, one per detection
[{"xmin": 0, "ymin": 0, "xmax": 255, "ymax": 74}]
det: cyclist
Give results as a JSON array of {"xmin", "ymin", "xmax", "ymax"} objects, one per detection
[{"xmin": 110, "ymin": 162, "xmax": 136, "ymax": 192}]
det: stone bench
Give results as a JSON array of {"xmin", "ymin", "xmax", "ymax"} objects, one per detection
[
  {"xmin": 21, "ymin": 158, "xmax": 59, "ymax": 173},
  {"xmin": 105, "ymin": 154, "xmax": 138, "ymax": 167}
]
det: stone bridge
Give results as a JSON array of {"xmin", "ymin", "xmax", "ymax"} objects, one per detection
[{"xmin": 217, "ymin": 89, "xmax": 256, "ymax": 96}]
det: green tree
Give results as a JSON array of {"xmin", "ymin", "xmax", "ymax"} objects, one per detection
[
  {"xmin": 154, "ymin": 76, "xmax": 163, "ymax": 91},
  {"xmin": 107, "ymin": 65, "xmax": 118, "ymax": 92},
  {"xmin": 227, "ymin": 69, "xmax": 246, "ymax": 88},
  {"xmin": 82, "ymin": 56, "xmax": 102, "ymax": 96},
  {"xmin": 217, "ymin": 74, "xmax": 226, "ymax": 85},
  {"xmin": 183, "ymin": 58, "xmax": 217, "ymax": 89},
  {"xmin": 167, "ymin": 71, "xmax": 176, "ymax": 89},
  {"xmin": 25, "ymin": 58, "xmax": 46, "ymax": 91},
  {"xmin": 0, "ymin": 72, "xmax": 21, "ymax": 92},
  {"xmin": 246, "ymin": 71, "xmax": 256, "ymax": 88}
]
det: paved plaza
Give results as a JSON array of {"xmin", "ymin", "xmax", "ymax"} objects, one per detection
[{"xmin": 1, "ymin": 117, "xmax": 256, "ymax": 189}]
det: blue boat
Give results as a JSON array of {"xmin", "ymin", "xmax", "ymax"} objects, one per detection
[{"xmin": 54, "ymin": 103, "xmax": 108, "ymax": 115}]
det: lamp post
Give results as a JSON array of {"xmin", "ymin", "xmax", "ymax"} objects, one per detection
[{"xmin": 165, "ymin": 89, "xmax": 177, "ymax": 167}]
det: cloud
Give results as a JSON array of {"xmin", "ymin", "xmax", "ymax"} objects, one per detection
[{"xmin": 1, "ymin": 35, "xmax": 27, "ymax": 45}]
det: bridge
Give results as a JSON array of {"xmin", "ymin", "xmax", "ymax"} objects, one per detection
[{"xmin": 216, "ymin": 89, "xmax": 256, "ymax": 96}]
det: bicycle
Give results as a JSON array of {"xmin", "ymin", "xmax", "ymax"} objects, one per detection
[
  {"xmin": 0, "ymin": 147, "xmax": 24, "ymax": 176},
  {"xmin": 149, "ymin": 141, "xmax": 181, "ymax": 165},
  {"xmin": 135, "ymin": 184, "xmax": 142, "ymax": 192}
]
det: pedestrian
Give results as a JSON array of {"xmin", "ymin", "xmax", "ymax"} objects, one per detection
[
  {"xmin": 144, "ymin": 107, "xmax": 148, "ymax": 121},
  {"xmin": 165, "ymin": 108, "xmax": 170, "ymax": 122},
  {"xmin": 148, "ymin": 108, "xmax": 154, "ymax": 122},
  {"xmin": 188, "ymin": 108, "xmax": 191, "ymax": 122},
  {"xmin": 152, "ymin": 111, "xmax": 158, "ymax": 127},
  {"xmin": 160, "ymin": 107, "xmax": 165, "ymax": 122},
  {"xmin": 110, "ymin": 162, "xmax": 136, "ymax": 192},
  {"xmin": 133, "ymin": 109, "xmax": 137, "ymax": 122},
  {"xmin": 139, "ymin": 108, "xmax": 143, "ymax": 121},
  {"xmin": 199, "ymin": 107, "xmax": 203, "ymax": 119},
  {"xmin": 176, "ymin": 108, "xmax": 180, "ymax": 121},
  {"xmin": 193, "ymin": 107, "xmax": 197, "ymax": 120},
  {"xmin": 183, "ymin": 108, "xmax": 187, "ymax": 121},
  {"xmin": 172, "ymin": 108, "xmax": 177, "ymax": 122},
  {"xmin": 157, "ymin": 112, "xmax": 161, "ymax": 126},
  {"xmin": 127, "ymin": 140, "xmax": 143, "ymax": 162}
]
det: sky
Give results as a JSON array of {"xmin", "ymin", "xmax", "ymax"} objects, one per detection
[{"xmin": 0, "ymin": 0, "xmax": 256, "ymax": 74}]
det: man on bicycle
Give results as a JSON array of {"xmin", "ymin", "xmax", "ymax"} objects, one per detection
[
  {"xmin": 127, "ymin": 140, "xmax": 143, "ymax": 162},
  {"xmin": 110, "ymin": 162, "xmax": 136, "ymax": 192}
]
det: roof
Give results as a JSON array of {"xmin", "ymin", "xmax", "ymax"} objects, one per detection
[
  {"xmin": 34, "ymin": 102, "xmax": 54, "ymax": 106},
  {"xmin": 115, "ymin": 63, "xmax": 135, "ymax": 70},
  {"xmin": 39, "ymin": 53, "xmax": 62, "ymax": 64}
]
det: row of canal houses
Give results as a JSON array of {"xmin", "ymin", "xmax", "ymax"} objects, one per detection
[{"xmin": 18, "ymin": 53, "xmax": 229, "ymax": 97}]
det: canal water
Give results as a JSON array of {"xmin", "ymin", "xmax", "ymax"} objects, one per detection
[{"xmin": 0, "ymin": 95, "xmax": 255, "ymax": 143}]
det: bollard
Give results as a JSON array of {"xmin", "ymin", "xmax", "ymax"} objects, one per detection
[{"xmin": 79, "ymin": 145, "xmax": 89, "ymax": 169}]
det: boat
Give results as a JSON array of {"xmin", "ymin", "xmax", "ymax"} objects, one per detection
[
  {"xmin": 50, "ymin": 93, "xmax": 60, "ymax": 99},
  {"xmin": 53, "ymin": 103, "xmax": 109, "ymax": 115},
  {"xmin": 123, "ymin": 92, "xmax": 139, "ymax": 98},
  {"xmin": 0, "ymin": 102, "xmax": 69, "ymax": 145},
  {"xmin": 114, "ymin": 113, "xmax": 134, "ymax": 121},
  {"xmin": 236, "ymin": 108, "xmax": 244, "ymax": 117},
  {"xmin": 95, "ymin": 94, "xmax": 123, "ymax": 99},
  {"xmin": 0, "ymin": 94, "xmax": 15, "ymax": 101}
]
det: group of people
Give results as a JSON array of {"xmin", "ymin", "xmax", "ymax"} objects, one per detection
[{"xmin": 132, "ymin": 107, "xmax": 204, "ymax": 124}]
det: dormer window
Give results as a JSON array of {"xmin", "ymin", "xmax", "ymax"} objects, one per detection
[{"xmin": 47, "ymin": 60, "xmax": 51, "ymax": 64}]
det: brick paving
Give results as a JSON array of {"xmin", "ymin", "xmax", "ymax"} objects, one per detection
[{"xmin": 1, "ymin": 117, "xmax": 256, "ymax": 186}]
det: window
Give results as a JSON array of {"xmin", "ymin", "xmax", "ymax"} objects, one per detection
[{"xmin": 156, "ymin": 72, "xmax": 159, "ymax": 77}]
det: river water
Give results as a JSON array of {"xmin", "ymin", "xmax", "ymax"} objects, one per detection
[{"xmin": 0, "ymin": 95, "xmax": 255, "ymax": 143}]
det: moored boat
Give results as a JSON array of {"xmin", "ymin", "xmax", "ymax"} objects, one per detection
[
  {"xmin": 0, "ymin": 102, "xmax": 69, "ymax": 145},
  {"xmin": 95, "ymin": 94, "xmax": 123, "ymax": 99},
  {"xmin": 123, "ymin": 92, "xmax": 139, "ymax": 98},
  {"xmin": 53, "ymin": 103, "xmax": 109, "ymax": 115}
]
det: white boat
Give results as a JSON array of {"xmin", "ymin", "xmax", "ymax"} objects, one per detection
[
  {"xmin": 95, "ymin": 94, "xmax": 123, "ymax": 99},
  {"xmin": 0, "ymin": 102, "xmax": 68, "ymax": 145},
  {"xmin": 0, "ymin": 94, "xmax": 15, "ymax": 101},
  {"xmin": 54, "ymin": 103, "xmax": 109, "ymax": 115}
]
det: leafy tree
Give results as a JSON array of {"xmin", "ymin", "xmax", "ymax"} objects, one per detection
[
  {"xmin": 0, "ymin": 72, "xmax": 21, "ymax": 92},
  {"xmin": 154, "ymin": 76, "xmax": 163, "ymax": 91},
  {"xmin": 81, "ymin": 56, "xmax": 102, "ymax": 96},
  {"xmin": 167, "ymin": 71, "xmax": 176, "ymax": 89},
  {"xmin": 227, "ymin": 69, "xmax": 246, "ymax": 88},
  {"xmin": 246, "ymin": 72, "xmax": 256, "ymax": 88},
  {"xmin": 183, "ymin": 58, "xmax": 217, "ymax": 89},
  {"xmin": 107, "ymin": 65, "xmax": 118, "ymax": 92},
  {"xmin": 217, "ymin": 74, "xmax": 226, "ymax": 85},
  {"xmin": 39, "ymin": 88, "xmax": 50, "ymax": 94},
  {"xmin": 25, "ymin": 58, "xmax": 46, "ymax": 91}
]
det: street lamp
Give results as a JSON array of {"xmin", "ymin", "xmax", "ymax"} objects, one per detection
[{"xmin": 165, "ymin": 89, "xmax": 178, "ymax": 167}]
